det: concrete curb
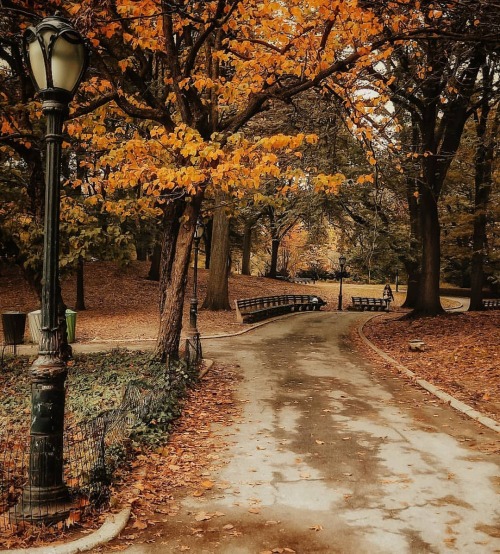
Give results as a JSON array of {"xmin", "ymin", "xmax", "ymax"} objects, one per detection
[
  {"xmin": 12, "ymin": 311, "xmax": 314, "ymax": 356},
  {"xmin": 199, "ymin": 358, "xmax": 214, "ymax": 379},
  {"xmin": 0, "ymin": 507, "xmax": 131, "ymax": 554},
  {"xmin": 358, "ymin": 315, "xmax": 500, "ymax": 434}
]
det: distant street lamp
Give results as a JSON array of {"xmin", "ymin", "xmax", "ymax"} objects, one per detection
[
  {"xmin": 338, "ymin": 255, "xmax": 346, "ymax": 311},
  {"xmin": 189, "ymin": 218, "xmax": 204, "ymax": 361},
  {"xmin": 19, "ymin": 14, "xmax": 88, "ymax": 523},
  {"xmin": 395, "ymin": 269, "xmax": 399, "ymax": 292}
]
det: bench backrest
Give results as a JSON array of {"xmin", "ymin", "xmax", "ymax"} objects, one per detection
[
  {"xmin": 351, "ymin": 296, "xmax": 386, "ymax": 304},
  {"xmin": 236, "ymin": 294, "xmax": 316, "ymax": 309},
  {"xmin": 234, "ymin": 294, "xmax": 324, "ymax": 322},
  {"xmin": 352, "ymin": 296, "xmax": 387, "ymax": 305}
]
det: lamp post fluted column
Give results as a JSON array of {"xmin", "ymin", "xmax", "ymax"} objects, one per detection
[
  {"xmin": 18, "ymin": 14, "xmax": 88, "ymax": 523},
  {"xmin": 21, "ymin": 94, "xmax": 70, "ymax": 521}
]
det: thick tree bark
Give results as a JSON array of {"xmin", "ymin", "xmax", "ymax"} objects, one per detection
[
  {"xmin": 203, "ymin": 218, "xmax": 212, "ymax": 269},
  {"xmin": 154, "ymin": 194, "xmax": 203, "ymax": 362},
  {"xmin": 136, "ymin": 242, "xmax": 148, "ymax": 261},
  {"xmin": 402, "ymin": 177, "xmax": 421, "ymax": 309},
  {"xmin": 75, "ymin": 256, "xmax": 86, "ymax": 311},
  {"xmin": 470, "ymin": 77, "xmax": 498, "ymax": 310},
  {"xmin": 266, "ymin": 208, "xmax": 281, "ymax": 279},
  {"xmin": 202, "ymin": 193, "xmax": 231, "ymax": 310},
  {"xmin": 414, "ymin": 185, "xmax": 443, "ymax": 315},
  {"xmin": 403, "ymin": 264, "xmax": 420, "ymax": 308},
  {"xmin": 241, "ymin": 214, "xmax": 262, "ymax": 275}
]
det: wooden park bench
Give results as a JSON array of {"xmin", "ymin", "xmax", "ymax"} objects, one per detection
[
  {"xmin": 292, "ymin": 277, "xmax": 314, "ymax": 284},
  {"xmin": 482, "ymin": 299, "xmax": 500, "ymax": 310},
  {"xmin": 350, "ymin": 297, "xmax": 389, "ymax": 312},
  {"xmin": 235, "ymin": 294, "xmax": 326, "ymax": 323}
]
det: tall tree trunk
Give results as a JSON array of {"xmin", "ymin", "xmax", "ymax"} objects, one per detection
[
  {"xmin": 154, "ymin": 194, "xmax": 203, "ymax": 362},
  {"xmin": 402, "ymin": 181, "xmax": 422, "ymax": 308},
  {"xmin": 136, "ymin": 242, "xmax": 148, "ymax": 261},
  {"xmin": 75, "ymin": 256, "xmax": 86, "ymax": 311},
  {"xmin": 241, "ymin": 221, "xmax": 253, "ymax": 275},
  {"xmin": 397, "ymin": 46, "xmax": 484, "ymax": 317},
  {"xmin": 203, "ymin": 218, "xmax": 212, "ymax": 269},
  {"xmin": 402, "ymin": 119, "xmax": 422, "ymax": 309},
  {"xmin": 202, "ymin": 194, "xmax": 231, "ymax": 310},
  {"xmin": 414, "ymin": 184, "xmax": 443, "ymax": 315},
  {"xmin": 470, "ymin": 80, "xmax": 498, "ymax": 310},
  {"xmin": 403, "ymin": 264, "xmax": 420, "ymax": 308},
  {"xmin": 266, "ymin": 208, "xmax": 281, "ymax": 279},
  {"xmin": 147, "ymin": 241, "xmax": 161, "ymax": 281},
  {"xmin": 268, "ymin": 238, "xmax": 279, "ymax": 279}
]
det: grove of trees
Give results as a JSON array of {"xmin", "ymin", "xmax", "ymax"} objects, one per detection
[{"xmin": 1, "ymin": 1, "xmax": 498, "ymax": 363}]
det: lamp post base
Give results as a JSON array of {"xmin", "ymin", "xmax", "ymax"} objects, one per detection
[{"xmin": 12, "ymin": 484, "xmax": 72, "ymax": 525}]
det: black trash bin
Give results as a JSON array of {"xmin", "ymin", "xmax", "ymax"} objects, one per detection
[{"xmin": 2, "ymin": 311, "xmax": 27, "ymax": 346}]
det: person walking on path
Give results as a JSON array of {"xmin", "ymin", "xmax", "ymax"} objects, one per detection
[{"xmin": 383, "ymin": 283, "xmax": 395, "ymax": 309}]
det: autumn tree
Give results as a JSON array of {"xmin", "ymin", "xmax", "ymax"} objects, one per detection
[
  {"xmin": 67, "ymin": 0, "xmax": 400, "ymax": 361},
  {"xmin": 358, "ymin": 2, "xmax": 499, "ymax": 314},
  {"xmin": 469, "ymin": 59, "xmax": 499, "ymax": 309},
  {"xmin": 5, "ymin": 0, "xmax": 490, "ymax": 360}
]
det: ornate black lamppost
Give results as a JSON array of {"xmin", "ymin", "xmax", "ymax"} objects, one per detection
[
  {"xmin": 19, "ymin": 14, "xmax": 88, "ymax": 523},
  {"xmin": 189, "ymin": 219, "xmax": 204, "ymax": 362},
  {"xmin": 338, "ymin": 255, "xmax": 346, "ymax": 311}
]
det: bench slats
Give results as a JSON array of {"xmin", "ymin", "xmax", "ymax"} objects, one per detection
[
  {"xmin": 235, "ymin": 295, "xmax": 326, "ymax": 323},
  {"xmin": 350, "ymin": 297, "xmax": 389, "ymax": 312}
]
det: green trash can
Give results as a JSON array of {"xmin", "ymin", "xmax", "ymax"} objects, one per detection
[{"xmin": 65, "ymin": 309, "xmax": 77, "ymax": 343}]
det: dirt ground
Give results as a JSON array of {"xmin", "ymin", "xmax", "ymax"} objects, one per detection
[{"xmin": 1, "ymin": 261, "xmax": 498, "ymax": 421}]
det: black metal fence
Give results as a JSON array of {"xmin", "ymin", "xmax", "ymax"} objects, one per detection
[{"xmin": 0, "ymin": 353, "xmax": 199, "ymax": 534}]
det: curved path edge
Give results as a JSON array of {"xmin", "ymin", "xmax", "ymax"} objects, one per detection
[
  {"xmin": 0, "ymin": 507, "xmax": 131, "ymax": 554},
  {"xmin": 358, "ymin": 314, "xmax": 500, "ymax": 434}
]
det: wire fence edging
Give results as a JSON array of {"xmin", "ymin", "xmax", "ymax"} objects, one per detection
[{"xmin": 1, "ymin": 352, "xmax": 201, "ymax": 535}]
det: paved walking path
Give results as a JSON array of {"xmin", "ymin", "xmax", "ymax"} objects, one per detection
[{"xmin": 103, "ymin": 312, "xmax": 500, "ymax": 554}]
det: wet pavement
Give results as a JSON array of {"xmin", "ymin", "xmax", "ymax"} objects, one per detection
[{"xmin": 104, "ymin": 312, "xmax": 500, "ymax": 553}]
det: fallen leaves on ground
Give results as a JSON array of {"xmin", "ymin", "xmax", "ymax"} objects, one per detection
[
  {"xmin": 0, "ymin": 261, "xmax": 403, "ymax": 341},
  {"xmin": 2, "ymin": 262, "xmax": 499, "ymax": 547},
  {"xmin": 360, "ymin": 311, "xmax": 499, "ymax": 422},
  {"xmin": 110, "ymin": 362, "xmax": 240, "ymax": 540},
  {"xmin": 5, "ymin": 261, "xmax": 493, "ymax": 420}
]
